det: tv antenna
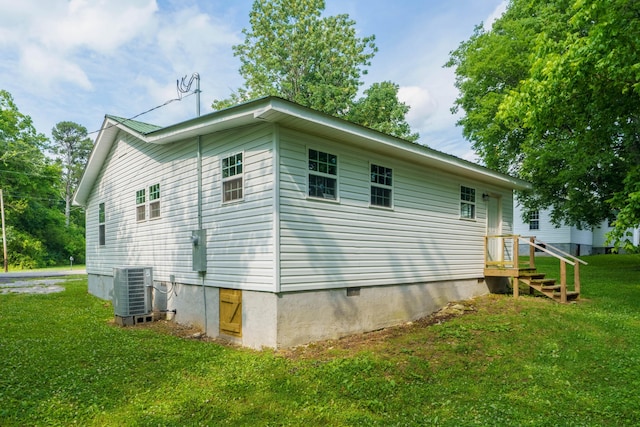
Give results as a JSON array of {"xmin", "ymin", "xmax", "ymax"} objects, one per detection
[{"xmin": 177, "ymin": 72, "xmax": 201, "ymax": 117}]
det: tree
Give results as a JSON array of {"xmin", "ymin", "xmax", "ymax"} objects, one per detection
[
  {"xmin": 447, "ymin": 0, "xmax": 640, "ymax": 248},
  {"xmin": 345, "ymin": 81, "xmax": 419, "ymax": 141},
  {"xmin": 0, "ymin": 90, "xmax": 62, "ymax": 267},
  {"xmin": 49, "ymin": 121, "xmax": 93, "ymax": 227},
  {"xmin": 0, "ymin": 90, "xmax": 84, "ymax": 268},
  {"xmin": 213, "ymin": 0, "xmax": 418, "ymax": 141}
]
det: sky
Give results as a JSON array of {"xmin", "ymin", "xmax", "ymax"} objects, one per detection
[{"xmin": 0, "ymin": 0, "xmax": 507, "ymax": 162}]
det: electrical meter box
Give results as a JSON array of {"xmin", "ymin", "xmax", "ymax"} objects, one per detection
[{"xmin": 191, "ymin": 229, "xmax": 207, "ymax": 272}]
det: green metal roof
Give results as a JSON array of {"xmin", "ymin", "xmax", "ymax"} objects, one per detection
[{"xmin": 105, "ymin": 115, "xmax": 163, "ymax": 134}]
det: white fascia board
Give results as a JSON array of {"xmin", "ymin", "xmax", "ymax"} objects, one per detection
[
  {"xmin": 73, "ymin": 116, "xmax": 145, "ymax": 206},
  {"xmin": 259, "ymin": 98, "xmax": 531, "ymax": 191},
  {"xmin": 141, "ymin": 102, "xmax": 265, "ymax": 145}
]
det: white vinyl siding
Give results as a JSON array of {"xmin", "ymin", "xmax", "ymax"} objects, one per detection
[
  {"xmin": 84, "ymin": 118, "xmax": 517, "ymax": 294},
  {"xmin": 201, "ymin": 125, "xmax": 275, "ymax": 291},
  {"xmin": 84, "ymin": 123, "xmax": 276, "ymax": 292},
  {"xmin": 277, "ymin": 128, "xmax": 508, "ymax": 292},
  {"xmin": 513, "ymin": 204, "xmax": 591, "ymax": 247}
]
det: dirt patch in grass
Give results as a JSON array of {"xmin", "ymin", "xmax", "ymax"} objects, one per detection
[{"xmin": 0, "ymin": 279, "xmax": 67, "ymax": 294}]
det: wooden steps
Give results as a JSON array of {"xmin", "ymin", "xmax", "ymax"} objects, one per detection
[
  {"xmin": 517, "ymin": 269, "xmax": 579, "ymax": 303},
  {"xmin": 484, "ymin": 235, "xmax": 585, "ymax": 304}
]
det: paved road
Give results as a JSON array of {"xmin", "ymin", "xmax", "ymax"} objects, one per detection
[{"xmin": 0, "ymin": 270, "xmax": 86, "ymax": 283}]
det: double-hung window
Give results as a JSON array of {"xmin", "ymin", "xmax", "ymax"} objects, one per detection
[
  {"xmin": 149, "ymin": 184, "xmax": 161, "ymax": 218},
  {"xmin": 98, "ymin": 203, "xmax": 106, "ymax": 246},
  {"xmin": 308, "ymin": 149, "xmax": 337, "ymax": 200},
  {"xmin": 136, "ymin": 189, "xmax": 146, "ymax": 221},
  {"xmin": 460, "ymin": 186, "xmax": 476, "ymax": 220},
  {"xmin": 529, "ymin": 210, "xmax": 540, "ymax": 230},
  {"xmin": 370, "ymin": 164, "xmax": 392, "ymax": 208},
  {"xmin": 222, "ymin": 153, "xmax": 243, "ymax": 202},
  {"xmin": 135, "ymin": 184, "xmax": 160, "ymax": 220}
]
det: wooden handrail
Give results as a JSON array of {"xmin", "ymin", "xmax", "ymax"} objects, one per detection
[
  {"xmin": 522, "ymin": 240, "xmax": 575, "ymax": 266},
  {"xmin": 484, "ymin": 234, "xmax": 584, "ymax": 303},
  {"xmin": 518, "ymin": 236, "xmax": 588, "ymax": 266}
]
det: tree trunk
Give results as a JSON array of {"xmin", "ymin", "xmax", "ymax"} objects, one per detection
[{"xmin": 65, "ymin": 179, "xmax": 71, "ymax": 228}]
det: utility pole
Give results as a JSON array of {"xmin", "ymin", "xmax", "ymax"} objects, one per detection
[{"xmin": 0, "ymin": 189, "xmax": 7, "ymax": 272}]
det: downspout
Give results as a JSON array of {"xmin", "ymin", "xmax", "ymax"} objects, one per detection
[
  {"xmin": 198, "ymin": 134, "xmax": 207, "ymax": 335},
  {"xmin": 273, "ymin": 124, "xmax": 281, "ymax": 293},
  {"xmin": 194, "ymin": 74, "xmax": 207, "ymax": 334}
]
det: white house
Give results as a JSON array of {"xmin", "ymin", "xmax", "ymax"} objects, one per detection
[
  {"xmin": 513, "ymin": 203, "xmax": 640, "ymax": 255},
  {"xmin": 74, "ymin": 97, "xmax": 529, "ymax": 349}
]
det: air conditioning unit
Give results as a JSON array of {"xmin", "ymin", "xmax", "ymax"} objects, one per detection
[{"xmin": 113, "ymin": 267, "xmax": 153, "ymax": 318}]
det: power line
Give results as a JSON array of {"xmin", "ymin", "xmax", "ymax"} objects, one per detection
[
  {"xmin": 0, "ymin": 169, "xmax": 57, "ymax": 178},
  {"xmin": 87, "ymin": 91, "xmax": 197, "ymax": 136}
]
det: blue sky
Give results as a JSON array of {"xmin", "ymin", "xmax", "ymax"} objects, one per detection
[{"xmin": 0, "ymin": 0, "xmax": 506, "ymax": 162}]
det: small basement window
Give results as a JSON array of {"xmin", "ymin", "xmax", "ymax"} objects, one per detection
[
  {"xmin": 370, "ymin": 164, "xmax": 392, "ymax": 208},
  {"xmin": 222, "ymin": 153, "xmax": 243, "ymax": 203},
  {"xmin": 460, "ymin": 186, "xmax": 476, "ymax": 219},
  {"xmin": 308, "ymin": 149, "xmax": 337, "ymax": 200},
  {"xmin": 149, "ymin": 183, "xmax": 161, "ymax": 219}
]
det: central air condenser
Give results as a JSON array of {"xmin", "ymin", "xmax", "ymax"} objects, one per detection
[{"xmin": 113, "ymin": 267, "xmax": 153, "ymax": 317}]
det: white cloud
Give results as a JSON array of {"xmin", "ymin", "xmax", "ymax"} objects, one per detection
[
  {"xmin": 399, "ymin": 85, "xmax": 438, "ymax": 120},
  {"xmin": 0, "ymin": 0, "xmax": 158, "ymax": 95},
  {"xmin": 50, "ymin": 0, "xmax": 158, "ymax": 53},
  {"xmin": 20, "ymin": 44, "xmax": 93, "ymax": 91},
  {"xmin": 486, "ymin": 0, "xmax": 508, "ymax": 28}
]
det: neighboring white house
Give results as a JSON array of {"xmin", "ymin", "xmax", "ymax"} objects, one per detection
[
  {"xmin": 513, "ymin": 202, "xmax": 640, "ymax": 255},
  {"xmin": 74, "ymin": 96, "xmax": 530, "ymax": 349}
]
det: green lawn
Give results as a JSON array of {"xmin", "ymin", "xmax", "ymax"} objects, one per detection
[{"xmin": 1, "ymin": 255, "xmax": 639, "ymax": 426}]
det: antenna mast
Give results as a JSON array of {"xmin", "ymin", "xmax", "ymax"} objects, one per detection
[{"xmin": 177, "ymin": 73, "xmax": 201, "ymax": 117}]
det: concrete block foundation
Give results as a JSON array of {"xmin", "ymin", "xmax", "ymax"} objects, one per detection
[{"xmin": 88, "ymin": 273, "xmax": 490, "ymax": 349}]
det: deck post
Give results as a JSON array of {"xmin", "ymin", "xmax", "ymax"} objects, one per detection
[
  {"xmin": 560, "ymin": 260, "xmax": 567, "ymax": 303},
  {"xmin": 484, "ymin": 235, "xmax": 488, "ymax": 267},
  {"xmin": 574, "ymin": 262, "xmax": 580, "ymax": 296},
  {"xmin": 529, "ymin": 237, "xmax": 535, "ymax": 269},
  {"xmin": 513, "ymin": 236, "xmax": 519, "ymax": 269}
]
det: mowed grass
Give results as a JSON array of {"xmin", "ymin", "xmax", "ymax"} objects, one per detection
[{"xmin": 1, "ymin": 254, "xmax": 639, "ymax": 426}]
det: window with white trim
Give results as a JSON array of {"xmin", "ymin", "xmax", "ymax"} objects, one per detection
[
  {"xmin": 136, "ymin": 189, "xmax": 146, "ymax": 221},
  {"xmin": 529, "ymin": 210, "xmax": 540, "ymax": 230},
  {"xmin": 308, "ymin": 149, "xmax": 337, "ymax": 200},
  {"xmin": 98, "ymin": 202, "xmax": 105, "ymax": 246},
  {"xmin": 222, "ymin": 153, "xmax": 243, "ymax": 202},
  {"xmin": 460, "ymin": 186, "xmax": 476, "ymax": 219},
  {"xmin": 370, "ymin": 164, "xmax": 392, "ymax": 208},
  {"xmin": 149, "ymin": 183, "xmax": 161, "ymax": 219}
]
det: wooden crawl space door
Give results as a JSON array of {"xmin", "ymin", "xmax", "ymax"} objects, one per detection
[{"xmin": 219, "ymin": 288, "xmax": 242, "ymax": 337}]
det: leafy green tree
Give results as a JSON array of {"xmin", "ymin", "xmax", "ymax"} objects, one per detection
[
  {"xmin": 214, "ymin": 0, "xmax": 418, "ymax": 141},
  {"xmin": 49, "ymin": 121, "xmax": 93, "ymax": 227},
  {"xmin": 345, "ymin": 81, "xmax": 419, "ymax": 141},
  {"xmin": 447, "ymin": 0, "xmax": 640, "ymax": 247},
  {"xmin": 0, "ymin": 90, "xmax": 84, "ymax": 268}
]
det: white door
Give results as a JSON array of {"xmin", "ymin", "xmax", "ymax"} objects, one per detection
[{"xmin": 486, "ymin": 195, "xmax": 502, "ymax": 263}]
